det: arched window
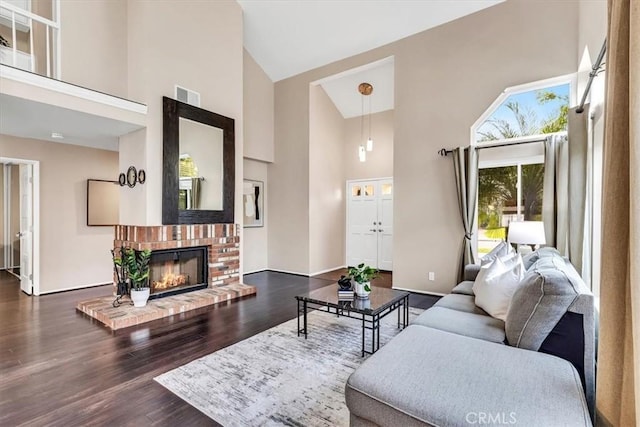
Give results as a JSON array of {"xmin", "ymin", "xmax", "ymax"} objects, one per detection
[
  {"xmin": 471, "ymin": 77, "xmax": 573, "ymax": 258},
  {"xmin": 474, "ymin": 83, "xmax": 570, "ymax": 143}
]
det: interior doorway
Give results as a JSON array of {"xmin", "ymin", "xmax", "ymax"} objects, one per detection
[
  {"xmin": 0, "ymin": 157, "xmax": 40, "ymax": 296},
  {"xmin": 346, "ymin": 178, "xmax": 393, "ymax": 271}
]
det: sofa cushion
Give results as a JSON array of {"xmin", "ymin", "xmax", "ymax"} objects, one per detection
[
  {"xmin": 412, "ymin": 307, "xmax": 505, "ymax": 343},
  {"xmin": 522, "ymin": 246, "xmax": 561, "ymax": 270},
  {"xmin": 506, "ymin": 255, "xmax": 584, "ymax": 350},
  {"xmin": 451, "ymin": 280, "xmax": 474, "ymax": 296},
  {"xmin": 473, "ymin": 254, "xmax": 525, "ymax": 321},
  {"xmin": 434, "ymin": 294, "xmax": 487, "ymax": 315},
  {"xmin": 345, "ymin": 326, "xmax": 592, "ymax": 427},
  {"xmin": 480, "ymin": 240, "xmax": 512, "ymax": 265},
  {"xmin": 463, "ymin": 264, "xmax": 481, "ymax": 281}
]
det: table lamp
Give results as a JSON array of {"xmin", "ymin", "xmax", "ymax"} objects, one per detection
[{"xmin": 507, "ymin": 221, "xmax": 546, "ymax": 255}]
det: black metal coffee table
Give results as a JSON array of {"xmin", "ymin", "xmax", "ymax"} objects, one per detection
[{"xmin": 296, "ymin": 285, "xmax": 409, "ymax": 357}]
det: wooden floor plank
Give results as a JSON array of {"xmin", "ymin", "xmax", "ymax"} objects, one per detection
[{"xmin": 0, "ymin": 269, "xmax": 438, "ymax": 426}]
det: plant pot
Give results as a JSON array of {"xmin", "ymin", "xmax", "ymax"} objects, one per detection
[
  {"xmin": 130, "ymin": 287, "xmax": 150, "ymax": 307},
  {"xmin": 354, "ymin": 297, "xmax": 371, "ymax": 310},
  {"xmin": 354, "ymin": 281, "xmax": 371, "ymax": 299}
]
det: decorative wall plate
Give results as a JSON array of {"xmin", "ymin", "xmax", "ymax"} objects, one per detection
[
  {"xmin": 126, "ymin": 166, "xmax": 138, "ymax": 188},
  {"xmin": 138, "ymin": 169, "xmax": 146, "ymax": 184},
  {"xmin": 118, "ymin": 173, "xmax": 126, "ymax": 186}
]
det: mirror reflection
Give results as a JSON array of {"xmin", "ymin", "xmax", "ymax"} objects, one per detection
[{"xmin": 178, "ymin": 117, "xmax": 224, "ymax": 211}]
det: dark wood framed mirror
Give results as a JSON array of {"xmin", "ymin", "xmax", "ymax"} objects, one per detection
[{"xmin": 162, "ymin": 96, "xmax": 235, "ymax": 224}]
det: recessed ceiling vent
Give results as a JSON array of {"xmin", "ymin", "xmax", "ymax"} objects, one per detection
[{"xmin": 175, "ymin": 85, "xmax": 200, "ymax": 107}]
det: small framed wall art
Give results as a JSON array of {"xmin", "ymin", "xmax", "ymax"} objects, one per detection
[{"xmin": 243, "ymin": 179, "xmax": 264, "ymax": 227}]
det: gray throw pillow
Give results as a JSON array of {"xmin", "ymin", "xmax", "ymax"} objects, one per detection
[{"xmin": 505, "ymin": 256, "xmax": 583, "ymax": 350}]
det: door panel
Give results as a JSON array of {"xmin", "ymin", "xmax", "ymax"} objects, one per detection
[
  {"xmin": 347, "ymin": 183, "xmax": 377, "ymax": 267},
  {"xmin": 377, "ymin": 181, "xmax": 393, "ymax": 270},
  {"xmin": 19, "ymin": 164, "xmax": 32, "ymax": 295}
]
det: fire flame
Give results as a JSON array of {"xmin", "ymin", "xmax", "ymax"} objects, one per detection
[{"xmin": 152, "ymin": 261, "xmax": 190, "ymax": 290}]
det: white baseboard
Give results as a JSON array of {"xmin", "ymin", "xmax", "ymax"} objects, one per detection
[
  {"xmin": 309, "ymin": 265, "xmax": 346, "ymax": 276},
  {"xmin": 243, "ymin": 268, "xmax": 268, "ymax": 275},
  {"xmin": 392, "ymin": 286, "xmax": 446, "ymax": 297},
  {"xmin": 266, "ymin": 268, "xmax": 311, "ymax": 277},
  {"xmin": 40, "ymin": 281, "xmax": 112, "ymax": 295}
]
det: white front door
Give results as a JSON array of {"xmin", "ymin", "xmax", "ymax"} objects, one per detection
[
  {"xmin": 19, "ymin": 164, "xmax": 33, "ymax": 295},
  {"xmin": 377, "ymin": 179, "xmax": 393, "ymax": 271},
  {"xmin": 347, "ymin": 181, "xmax": 377, "ymax": 268},
  {"xmin": 346, "ymin": 178, "xmax": 393, "ymax": 270}
]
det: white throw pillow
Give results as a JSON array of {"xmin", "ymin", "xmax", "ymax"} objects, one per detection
[
  {"xmin": 473, "ymin": 253, "xmax": 525, "ymax": 321},
  {"xmin": 480, "ymin": 241, "xmax": 513, "ymax": 266}
]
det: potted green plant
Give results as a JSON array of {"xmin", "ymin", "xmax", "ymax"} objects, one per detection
[
  {"xmin": 124, "ymin": 248, "xmax": 152, "ymax": 307},
  {"xmin": 348, "ymin": 263, "xmax": 379, "ymax": 298}
]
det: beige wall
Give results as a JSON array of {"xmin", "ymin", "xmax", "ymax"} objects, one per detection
[
  {"xmin": 0, "ymin": 135, "xmax": 118, "ymax": 293},
  {"xmin": 309, "ymin": 85, "xmax": 345, "ymax": 274},
  {"xmin": 243, "ymin": 50, "xmax": 273, "ymax": 273},
  {"xmin": 271, "ymin": 0, "xmax": 581, "ymax": 291},
  {"xmin": 242, "ymin": 158, "xmax": 268, "ymax": 273},
  {"xmin": 60, "ymin": 0, "xmax": 128, "ymax": 97},
  {"xmin": 244, "ymin": 49, "xmax": 274, "ymax": 163},
  {"xmin": 118, "ymin": 128, "xmax": 146, "ymax": 225},
  {"xmin": 270, "ymin": 75, "xmax": 311, "ymax": 274},
  {"xmin": 123, "ymin": 0, "xmax": 243, "ymax": 230},
  {"xmin": 344, "ymin": 110, "xmax": 393, "ymax": 181}
]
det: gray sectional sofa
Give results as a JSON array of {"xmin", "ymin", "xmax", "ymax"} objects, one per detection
[{"xmin": 345, "ymin": 247, "xmax": 595, "ymax": 426}]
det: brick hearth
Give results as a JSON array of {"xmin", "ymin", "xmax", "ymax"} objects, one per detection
[{"xmin": 77, "ymin": 284, "xmax": 256, "ymax": 330}]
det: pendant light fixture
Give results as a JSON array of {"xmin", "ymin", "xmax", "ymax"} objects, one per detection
[{"xmin": 358, "ymin": 82, "xmax": 374, "ymax": 161}]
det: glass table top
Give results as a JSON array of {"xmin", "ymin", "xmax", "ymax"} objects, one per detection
[{"xmin": 296, "ymin": 284, "xmax": 409, "ymax": 315}]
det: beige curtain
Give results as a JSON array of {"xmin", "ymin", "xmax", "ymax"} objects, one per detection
[
  {"xmin": 452, "ymin": 147, "xmax": 478, "ymax": 279},
  {"xmin": 542, "ymin": 134, "xmax": 569, "ymax": 251},
  {"xmin": 596, "ymin": 1, "xmax": 639, "ymax": 426}
]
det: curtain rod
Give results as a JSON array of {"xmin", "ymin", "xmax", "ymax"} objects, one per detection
[
  {"xmin": 576, "ymin": 39, "xmax": 607, "ymax": 114},
  {"xmin": 438, "ymin": 136, "xmax": 554, "ymax": 157}
]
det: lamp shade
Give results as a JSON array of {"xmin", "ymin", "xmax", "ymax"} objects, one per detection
[{"xmin": 508, "ymin": 221, "xmax": 546, "ymax": 245}]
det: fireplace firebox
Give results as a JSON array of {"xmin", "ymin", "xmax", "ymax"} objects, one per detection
[{"xmin": 148, "ymin": 246, "xmax": 208, "ymax": 299}]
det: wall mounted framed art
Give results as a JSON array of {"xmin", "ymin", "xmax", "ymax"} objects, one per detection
[{"xmin": 243, "ymin": 179, "xmax": 263, "ymax": 227}]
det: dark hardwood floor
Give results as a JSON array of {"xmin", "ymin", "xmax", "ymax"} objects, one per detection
[{"xmin": 0, "ymin": 269, "xmax": 438, "ymax": 426}]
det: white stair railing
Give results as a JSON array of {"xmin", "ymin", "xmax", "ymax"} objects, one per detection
[{"xmin": 0, "ymin": 0, "xmax": 60, "ymax": 78}]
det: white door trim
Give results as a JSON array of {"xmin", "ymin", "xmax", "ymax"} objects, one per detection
[{"xmin": 0, "ymin": 157, "xmax": 40, "ymax": 296}]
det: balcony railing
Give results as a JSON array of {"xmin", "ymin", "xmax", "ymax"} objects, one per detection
[{"xmin": 0, "ymin": 0, "xmax": 60, "ymax": 78}]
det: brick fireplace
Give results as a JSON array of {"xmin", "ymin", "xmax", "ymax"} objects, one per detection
[
  {"xmin": 77, "ymin": 223, "xmax": 256, "ymax": 330},
  {"xmin": 113, "ymin": 224, "xmax": 240, "ymax": 293}
]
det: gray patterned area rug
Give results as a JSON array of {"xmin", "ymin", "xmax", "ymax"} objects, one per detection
[{"xmin": 155, "ymin": 307, "xmax": 423, "ymax": 426}]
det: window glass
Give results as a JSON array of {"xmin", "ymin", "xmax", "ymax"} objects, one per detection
[
  {"xmin": 364, "ymin": 185, "xmax": 374, "ymax": 196},
  {"xmin": 475, "ymin": 84, "xmax": 570, "ymax": 143},
  {"xmin": 478, "ymin": 162, "xmax": 546, "ymax": 258},
  {"xmin": 352, "ymin": 185, "xmax": 361, "ymax": 197},
  {"xmin": 478, "ymin": 166, "xmax": 516, "ymax": 256},
  {"xmin": 381, "ymin": 183, "xmax": 392, "ymax": 195},
  {"xmin": 520, "ymin": 163, "xmax": 544, "ymax": 221}
]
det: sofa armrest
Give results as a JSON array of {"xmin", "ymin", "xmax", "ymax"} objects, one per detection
[{"xmin": 463, "ymin": 264, "xmax": 481, "ymax": 281}]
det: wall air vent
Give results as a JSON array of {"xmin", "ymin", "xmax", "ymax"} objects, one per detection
[{"xmin": 175, "ymin": 85, "xmax": 201, "ymax": 107}]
